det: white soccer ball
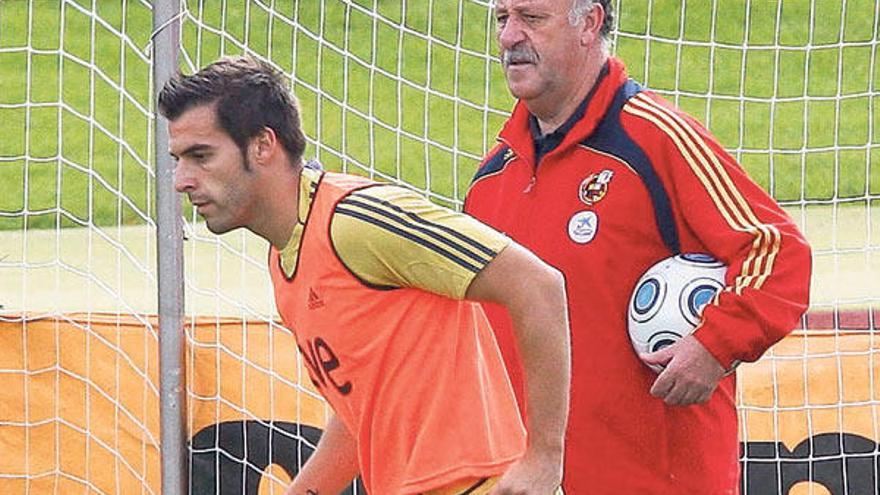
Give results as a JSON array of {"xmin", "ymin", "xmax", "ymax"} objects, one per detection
[{"xmin": 627, "ymin": 253, "xmax": 727, "ymax": 373}]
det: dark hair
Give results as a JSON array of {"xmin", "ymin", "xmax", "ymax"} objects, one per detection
[{"xmin": 158, "ymin": 55, "xmax": 306, "ymax": 167}]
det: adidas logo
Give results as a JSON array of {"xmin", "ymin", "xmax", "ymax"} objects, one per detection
[{"xmin": 307, "ymin": 288, "xmax": 325, "ymax": 310}]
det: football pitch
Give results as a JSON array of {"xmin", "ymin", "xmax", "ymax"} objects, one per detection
[{"xmin": 0, "ymin": 0, "xmax": 878, "ymax": 312}]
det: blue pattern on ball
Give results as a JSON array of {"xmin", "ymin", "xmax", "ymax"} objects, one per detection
[
  {"xmin": 634, "ymin": 279, "xmax": 660, "ymax": 314},
  {"xmin": 688, "ymin": 285, "xmax": 719, "ymax": 318},
  {"xmin": 680, "ymin": 253, "xmax": 718, "ymax": 264}
]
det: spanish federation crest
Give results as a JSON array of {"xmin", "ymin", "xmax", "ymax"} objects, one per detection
[{"xmin": 579, "ymin": 169, "xmax": 614, "ymax": 205}]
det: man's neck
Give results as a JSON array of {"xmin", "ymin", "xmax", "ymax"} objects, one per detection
[{"xmin": 252, "ymin": 163, "xmax": 302, "ymax": 250}]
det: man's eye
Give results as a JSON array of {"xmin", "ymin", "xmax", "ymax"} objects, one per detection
[{"xmin": 495, "ymin": 14, "xmax": 508, "ymax": 26}]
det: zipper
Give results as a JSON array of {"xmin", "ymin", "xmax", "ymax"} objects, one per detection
[
  {"xmin": 523, "ymin": 175, "xmax": 537, "ymax": 193},
  {"xmin": 497, "ymin": 136, "xmax": 539, "ymax": 195},
  {"xmin": 493, "ymin": 136, "xmax": 538, "ymax": 241}
]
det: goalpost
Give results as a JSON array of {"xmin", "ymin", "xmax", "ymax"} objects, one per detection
[{"xmin": 0, "ymin": 0, "xmax": 877, "ymax": 494}]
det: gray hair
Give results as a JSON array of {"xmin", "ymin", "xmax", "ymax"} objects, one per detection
[
  {"xmin": 568, "ymin": 0, "xmax": 615, "ymax": 38},
  {"xmin": 568, "ymin": 0, "xmax": 593, "ymax": 26}
]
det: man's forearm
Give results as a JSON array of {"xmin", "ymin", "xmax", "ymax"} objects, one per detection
[
  {"xmin": 284, "ymin": 414, "xmax": 359, "ymax": 495},
  {"xmin": 508, "ymin": 274, "xmax": 571, "ymax": 454},
  {"xmin": 465, "ymin": 242, "xmax": 571, "ymax": 456}
]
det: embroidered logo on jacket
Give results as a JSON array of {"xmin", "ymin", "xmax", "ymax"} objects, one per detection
[
  {"xmin": 579, "ymin": 169, "xmax": 614, "ymax": 205},
  {"xmin": 307, "ymin": 288, "xmax": 325, "ymax": 310},
  {"xmin": 502, "ymin": 148, "xmax": 516, "ymax": 163},
  {"xmin": 568, "ymin": 211, "xmax": 599, "ymax": 244}
]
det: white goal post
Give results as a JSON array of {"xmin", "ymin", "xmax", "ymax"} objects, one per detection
[{"xmin": 0, "ymin": 1, "xmax": 877, "ymax": 494}]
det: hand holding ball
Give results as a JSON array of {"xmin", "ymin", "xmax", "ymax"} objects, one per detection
[{"xmin": 627, "ymin": 253, "xmax": 726, "ymax": 373}]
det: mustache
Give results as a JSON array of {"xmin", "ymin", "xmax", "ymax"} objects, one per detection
[{"xmin": 501, "ymin": 45, "xmax": 538, "ymax": 66}]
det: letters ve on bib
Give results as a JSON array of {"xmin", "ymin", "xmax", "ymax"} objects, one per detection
[{"xmin": 628, "ymin": 253, "xmax": 727, "ymax": 373}]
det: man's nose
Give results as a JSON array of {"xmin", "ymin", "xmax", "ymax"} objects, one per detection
[
  {"xmin": 498, "ymin": 17, "xmax": 526, "ymax": 50},
  {"xmin": 173, "ymin": 163, "xmax": 194, "ymax": 193}
]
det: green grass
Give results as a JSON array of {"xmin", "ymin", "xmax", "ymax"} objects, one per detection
[{"xmin": 1, "ymin": 0, "xmax": 878, "ymax": 230}]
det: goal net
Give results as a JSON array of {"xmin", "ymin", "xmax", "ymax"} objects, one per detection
[
  {"xmin": 0, "ymin": 0, "xmax": 877, "ymax": 494},
  {"xmin": 0, "ymin": 1, "xmax": 162, "ymax": 493}
]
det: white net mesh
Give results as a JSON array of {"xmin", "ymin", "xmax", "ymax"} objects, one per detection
[
  {"xmin": 0, "ymin": 0, "xmax": 157, "ymax": 313},
  {"xmin": 0, "ymin": 0, "xmax": 877, "ymax": 493},
  {"xmin": 0, "ymin": 1, "xmax": 160, "ymax": 493}
]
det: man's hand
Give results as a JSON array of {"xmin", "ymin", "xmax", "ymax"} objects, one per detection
[
  {"xmin": 640, "ymin": 334, "xmax": 726, "ymax": 406},
  {"xmin": 283, "ymin": 415, "xmax": 358, "ymax": 495},
  {"xmin": 489, "ymin": 450, "xmax": 563, "ymax": 495}
]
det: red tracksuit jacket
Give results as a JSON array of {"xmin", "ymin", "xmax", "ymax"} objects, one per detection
[{"xmin": 464, "ymin": 57, "xmax": 811, "ymax": 494}]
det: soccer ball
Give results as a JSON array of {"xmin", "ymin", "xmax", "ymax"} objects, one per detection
[{"xmin": 627, "ymin": 253, "xmax": 727, "ymax": 372}]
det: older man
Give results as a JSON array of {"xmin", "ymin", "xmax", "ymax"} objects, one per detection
[{"xmin": 465, "ymin": 0, "xmax": 812, "ymax": 493}]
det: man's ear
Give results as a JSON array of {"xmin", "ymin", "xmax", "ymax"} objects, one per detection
[
  {"xmin": 250, "ymin": 126, "xmax": 278, "ymax": 165},
  {"xmin": 580, "ymin": 2, "xmax": 605, "ymax": 46}
]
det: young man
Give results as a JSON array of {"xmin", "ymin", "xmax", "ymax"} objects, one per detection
[
  {"xmin": 159, "ymin": 56, "xmax": 570, "ymax": 495},
  {"xmin": 465, "ymin": 0, "xmax": 811, "ymax": 493}
]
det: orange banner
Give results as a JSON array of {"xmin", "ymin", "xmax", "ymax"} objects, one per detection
[{"xmin": 0, "ymin": 314, "xmax": 876, "ymax": 494}]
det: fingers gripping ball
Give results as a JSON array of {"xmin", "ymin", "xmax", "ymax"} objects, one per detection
[{"xmin": 627, "ymin": 253, "xmax": 727, "ymax": 372}]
